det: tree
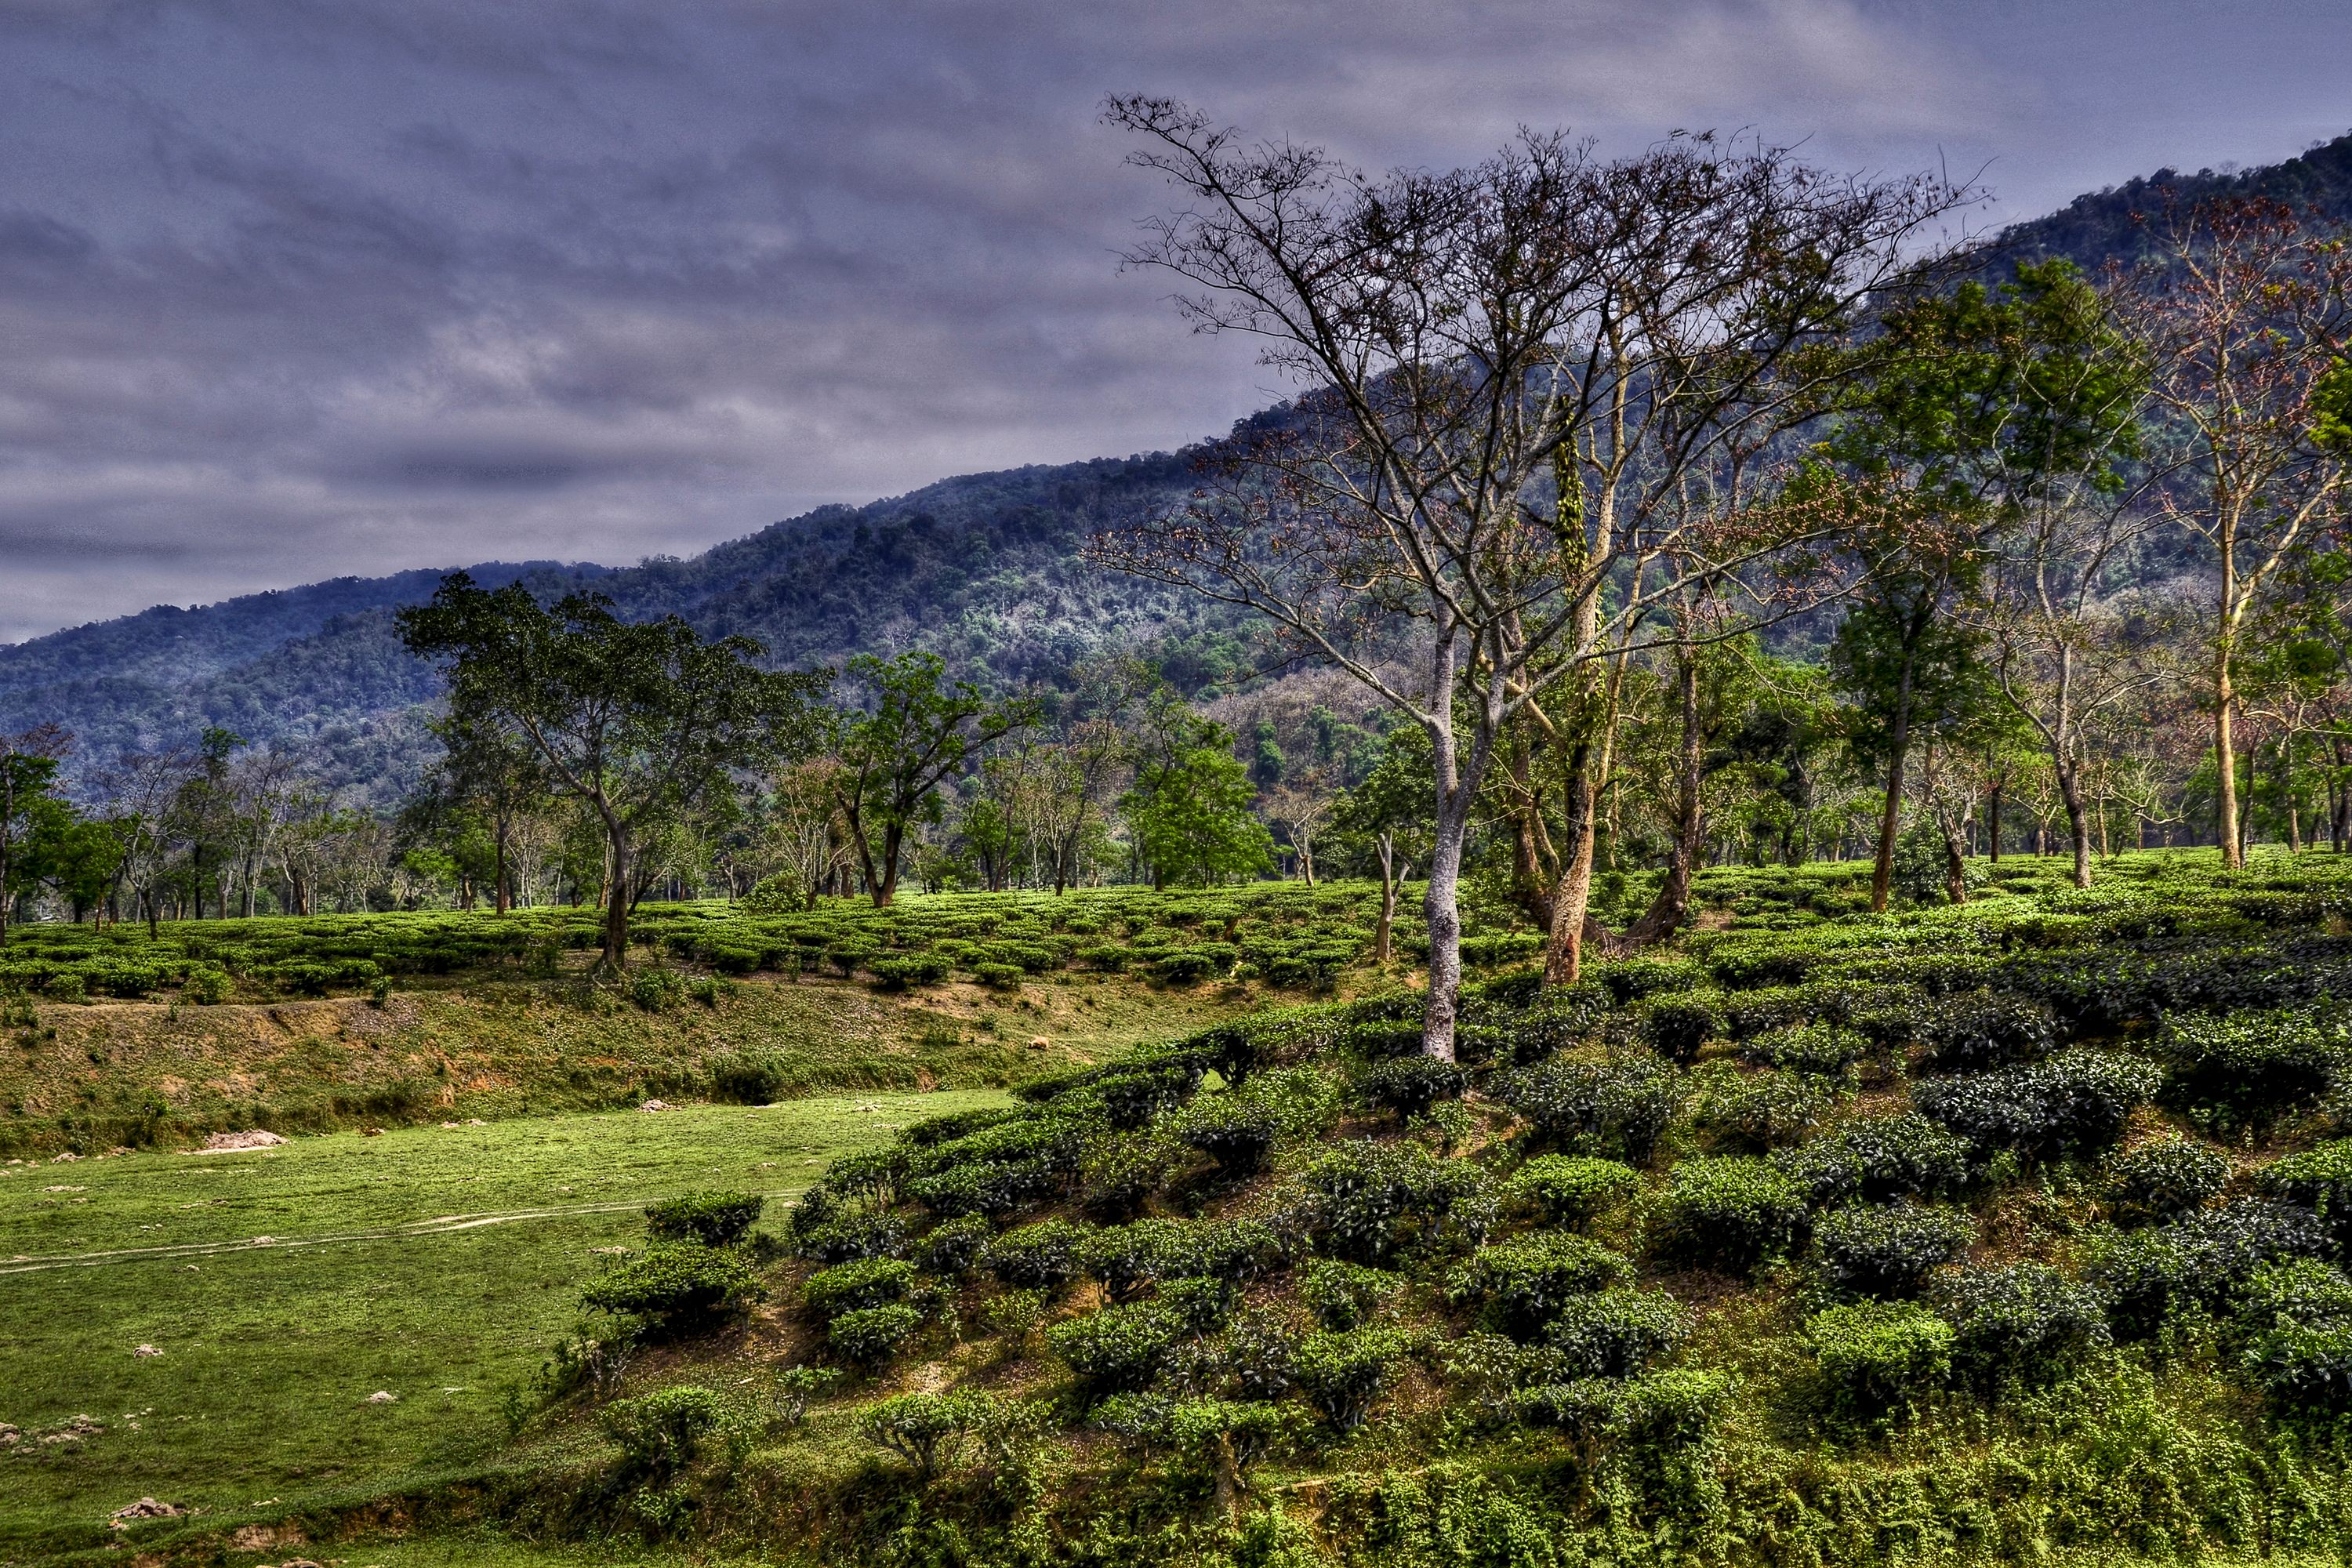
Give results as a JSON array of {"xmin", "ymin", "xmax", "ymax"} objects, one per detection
[
  {"xmin": 1261, "ymin": 772, "xmax": 1336, "ymax": 884},
  {"xmin": 92, "ymin": 747, "xmax": 193, "ymax": 935},
  {"xmin": 0, "ymin": 727, "xmax": 74, "ymax": 942},
  {"xmin": 829, "ymin": 652, "xmax": 1036, "ymax": 907},
  {"xmin": 1334, "ymin": 726, "xmax": 1435, "ymax": 962},
  {"xmin": 763, "ymin": 757, "xmax": 848, "ymax": 909},
  {"xmin": 2111, "ymin": 198, "xmax": 2352, "ymax": 866},
  {"xmin": 1123, "ymin": 723, "xmax": 1275, "ymax": 888},
  {"xmin": 1095, "ymin": 98, "xmax": 1967, "ymax": 1055},
  {"xmin": 397, "ymin": 573, "xmax": 825, "ymax": 969}
]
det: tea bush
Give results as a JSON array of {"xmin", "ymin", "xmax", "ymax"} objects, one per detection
[
  {"xmin": 1914, "ymin": 1049, "xmax": 2160, "ymax": 1163},
  {"xmin": 1301, "ymin": 1260, "xmax": 1400, "ymax": 1331},
  {"xmin": 1291, "ymin": 1327, "xmax": 1409, "ymax": 1432},
  {"xmin": 2234, "ymin": 1258, "xmax": 2352, "ymax": 1410},
  {"xmin": 1774, "ymin": 1113, "xmax": 1972, "ymax": 1210},
  {"xmin": 601, "ymin": 1385, "xmax": 729, "ymax": 1479},
  {"xmin": 1654, "ymin": 1156, "xmax": 1807, "ymax": 1272},
  {"xmin": 2261, "ymin": 1138, "xmax": 2352, "ymax": 1255},
  {"xmin": 1813, "ymin": 1204, "xmax": 1976, "ymax": 1299},
  {"xmin": 800, "ymin": 1257, "xmax": 915, "ymax": 1320},
  {"xmin": 829, "ymin": 1302, "xmax": 925, "ymax": 1366},
  {"xmin": 644, "ymin": 1189, "xmax": 764, "ymax": 1247},
  {"xmin": 985, "ymin": 1220, "xmax": 1094, "ymax": 1291},
  {"xmin": 1808, "ymin": 1300, "xmax": 1953, "ymax": 1429},
  {"xmin": 582, "ymin": 1243, "xmax": 760, "ymax": 1338},
  {"xmin": 2105, "ymin": 1137, "xmax": 2231, "ymax": 1226},
  {"xmin": 1929, "ymin": 1261, "xmax": 2109, "ymax": 1390},
  {"xmin": 1502, "ymin": 1155, "xmax": 1642, "ymax": 1229},
  {"xmin": 1448, "ymin": 1232, "xmax": 1633, "ymax": 1339},
  {"xmin": 1496, "ymin": 1051, "xmax": 1682, "ymax": 1164},
  {"xmin": 2159, "ymin": 1007, "xmax": 2349, "ymax": 1129},
  {"xmin": 1543, "ymin": 1287, "xmax": 1688, "ymax": 1380},
  {"xmin": 1047, "ymin": 1303, "xmax": 1184, "ymax": 1399}
]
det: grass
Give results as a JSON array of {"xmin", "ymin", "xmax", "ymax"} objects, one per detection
[{"xmin": 0, "ymin": 1093, "xmax": 1002, "ymax": 1562}]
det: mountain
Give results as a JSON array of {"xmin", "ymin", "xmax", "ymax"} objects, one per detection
[
  {"xmin": 8, "ymin": 130, "xmax": 2349, "ymax": 804},
  {"xmin": 2000, "ymin": 129, "xmax": 2352, "ymax": 269},
  {"xmin": 0, "ymin": 454, "xmax": 1239, "ymax": 804}
]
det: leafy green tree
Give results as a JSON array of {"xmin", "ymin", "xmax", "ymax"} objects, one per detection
[
  {"xmin": 829, "ymin": 652, "xmax": 1036, "ymax": 907},
  {"xmin": 397, "ymin": 573, "xmax": 825, "ymax": 968},
  {"xmin": 0, "ymin": 728, "xmax": 76, "ymax": 942},
  {"xmin": 1123, "ymin": 724, "xmax": 1272, "ymax": 888}
]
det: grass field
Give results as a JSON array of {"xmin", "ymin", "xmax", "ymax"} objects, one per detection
[{"xmin": 0, "ymin": 1093, "xmax": 1003, "ymax": 1563}]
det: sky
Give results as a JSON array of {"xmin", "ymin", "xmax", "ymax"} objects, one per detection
[{"xmin": 0, "ymin": 1, "xmax": 2347, "ymax": 644}]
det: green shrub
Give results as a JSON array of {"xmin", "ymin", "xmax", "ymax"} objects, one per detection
[
  {"xmin": 1915, "ymin": 1049, "xmax": 2160, "ymax": 1163},
  {"xmin": 861, "ymin": 1388, "xmax": 1000, "ymax": 1480},
  {"xmin": 1350, "ymin": 1054, "xmax": 1467, "ymax": 1118},
  {"xmin": 914, "ymin": 1214, "xmax": 994, "ymax": 1278},
  {"xmin": 629, "ymin": 968, "xmax": 684, "ymax": 1011},
  {"xmin": 1292, "ymin": 1327, "xmax": 1409, "ymax": 1432},
  {"xmin": 2261, "ymin": 1138, "xmax": 2352, "ymax": 1254},
  {"xmin": 1170, "ymin": 1096, "xmax": 1282, "ymax": 1179},
  {"xmin": 1929, "ymin": 1261, "xmax": 2110, "ymax": 1390},
  {"xmin": 1774, "ymin": 1113, "xmax": 1970, "ymax": 1210},
  {"xmin": 708, "ymin": 1051, "xmax": 789, "ymax": 1105},
  {"xmin": 2090, "ymin": 1200, "xmax": 2331, "ymax": 1338},
  {"xmin": 802, "ymin": 1256, "xmax": 916, "ymax": 1320},
  {"xmin": 1503, "ymin": 1155, "xmax": 1642, "ymax": 1229},
  {"xmin": 2106, "ymin": 1137, "xmax": 2231, "ymax": 1227},
  {"xmin": 971, "ymin": 961, "xmax": 1024, "ymax": 989},
  {"xmin": 1690, "ymin": 1064, "xmax": 1832, "ymax": 1151},
  {"xmin": 601, "ymin": 1385, "xmax": 728, "ymax": 1477},
  {"xmin": 2161, "ymin": 1007, "xmax": 2349, "ymax": 1130},
  {"xmin": 644, "ymin": 1189, "xmax": 764, "ymax": 1247},
  {"xmin": 2235, "ymin": 1258, "xmax": 2352, "ymax": 1410},
  {"xmin": 1301, "ymin": 1259, "xmax": 1399, "ymax": 1331},
  {"xmin": 183, "ymin": 965, "xmax": 231, "ymax": 1005},
  {"xmin": 1640, "ymin": 993, "xmax": 1724, "ymax": 1065},
  {"xmin": 1497, "ymin": 1051, "xmax": 1682, "ymax": 1164},
  {"xmin": 1304, "ymin": 1139, "xmax": 1495, "ymax": 1264},
  {"xmin": 1655, "ymin": 1156, "xmax": 1806, "ymax": 1272},
  {"xmin": 871, "ymin": 954, "xmax": 953, "ymax": 990},
  {"xmin": 829, "ymin": 1301, "xmax": 925, "ymax": 1366},
  {"xmin": 1449, "ymin": 1233, "xmax": 1633, "ymax": 1339},
  {"xmin": 792, "ymin": 1211, "xmax": 907, "ymax": 1265},
  {"xmin": 1807, "ymin": 1300, "xmax": 1953, "ymax": 1429},
  {"xmin": 985, "ymin": 1220, "xmax": 1094, "ymax": 1291},
  {"xmin": 1740, "ymin": 1022, "xmax": 1866, "ymax": 1080},
  {"xmin": 1915, "ymin": 991, "xmax": 2060, "ymax": 1073},
  {"xmin": 1813, "ymin": 1204, "xmax": 1975, "ymax": 1299},
  {"xmin": 581, "ymin": 1243, "xmax": 759, "ymax": 1337},
  {"xmin": 1543, "ymin": 1287, "xmax": 1689, "ymax": 1380},
  {"xmin": 773, "ymin": 1364, "xmax": 840, "ymax": 1425},
  {"xmin": 1593, "ymin": 957, "xmax": 1707, "ymax": 1005},
  {"xmin": 1047, "ymin": 1303, "xmax": 1183, "ymax": 1398}
]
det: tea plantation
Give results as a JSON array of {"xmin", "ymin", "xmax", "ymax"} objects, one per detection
[
  {"xmin": 36, "ymin": 851, "xmax": 2352, "ymax": 1566},
  {"xmin": 0, "ymin": 882, "xmax": 1506, "ymax": 1007}
]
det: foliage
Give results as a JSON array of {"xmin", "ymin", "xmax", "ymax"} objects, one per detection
[
  {"xmin": 1813, "ymin": 1203, "xmax": 1976, "ymax": 1299},
  {"xmin": 1290, "ymin": 1327, "xmax": 1409, "ymax": 1432},
  {"xmin": 600, "ymin": 1385, "xmax": 730, "ymax": 1479},
  {"xmin": 1501, "ymin": 1155, "xmax": 1642, "ymax": 1229},
  {"xmin": 579, "ymin": 1243, "xmax": 759, "ymax": 1338},
  {"xmin": 827, "ymin": 1302, "xmax": 926, "ymax": 1366},
  {"xmin": 1655, "ymin": 1156, "xmax": 1807, "ymax": 1272},
  {"xmin": 1914, "ymin": 1049, "xmax": 2160, "ymax": 1163},
  {"xmin": 643, "ymin": 1189, "xmax": 764, "ymax": 1247},
  {"xmin": 1929, "ymin": 1261, "xmax": 2110, "ymax": 1390},
  {"xmin": 1301, "ymin": 1259, "xmax": 1400, "ymax": 1331},
  {"xmin": 2105, "ymin": 1137, "xmax": 2232, "ymax": 1226},
  {"xmin": 1496, "ymin": 1051, "xmax": 1683, "ymax": 1164},
  {"xmin": 1807, "ymin": 1300, "xmax": 1955, "ymax": 1429}
]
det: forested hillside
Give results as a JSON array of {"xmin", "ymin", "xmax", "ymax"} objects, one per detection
[{"xmin": 0, "ymin": 454, "xmax": 1234, "ymax": 801}]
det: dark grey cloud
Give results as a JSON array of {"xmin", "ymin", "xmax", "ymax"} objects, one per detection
[{"xmin": 0, "ymin": 0, "xmax": 2346, "ymax": 641}]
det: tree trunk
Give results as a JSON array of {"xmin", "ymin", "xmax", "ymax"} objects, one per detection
[
  {"xmin": 1871, "ymin": 649, "xmax": 1919, "ymax": 914},
  {"xmin": 599, "ymin": 816, "xmax": 631, "ymax": 971},
  {"xmin": 1626, "ymin": 647, "xmax": 1704, "ymax": 942},
  {"xmin": 2053, "ymin": 757, "xmax": 2092, "ymax": 889},
  {"xmin": 2216, "ymin": 655, "xmax": 2242, "ymax": 869},
  {"xmin": 1374, "ymin": 831, "xmax": 1396, "ymax": 964},
  {"xmin": 1988, "ymin": 780, "xmax": 2003, "ymax": 862},
  {"xmin": 1421, "ymin": 789, "xmax": 1469, "ymax": 1062}
]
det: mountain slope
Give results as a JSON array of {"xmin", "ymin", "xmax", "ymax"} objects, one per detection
[{"xmin": 0, "ymin": 452, "xmax": 1234, "ymax": 800}]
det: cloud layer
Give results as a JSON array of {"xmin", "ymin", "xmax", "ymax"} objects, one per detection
[{"xmin": 0, "ymin": 0, "xmax": 2345, "ymax": 641}]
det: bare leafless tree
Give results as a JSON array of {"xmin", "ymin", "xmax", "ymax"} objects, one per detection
[
  {"xmin": 1094, "ymin": 96, "xmax": 1973, "ymax": 1054},
  {"xmin": 2111, "ymin": 198, "xmax": 2352, "ymax": 866}
]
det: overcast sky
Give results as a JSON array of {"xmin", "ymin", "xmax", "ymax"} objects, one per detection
[{"xmin": 0, "ymin": 0, "xmax": 2346, "ymax": 642}]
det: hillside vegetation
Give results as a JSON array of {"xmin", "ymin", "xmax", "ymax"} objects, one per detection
[{"xmin": 52, "ymin": 848, "xmax": 2352, "ymax": 1567}]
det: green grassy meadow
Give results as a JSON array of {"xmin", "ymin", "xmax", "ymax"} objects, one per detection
[{"xmin": 0, "ymin": 1094, "xmax": 1002, "ymax": 1562}]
